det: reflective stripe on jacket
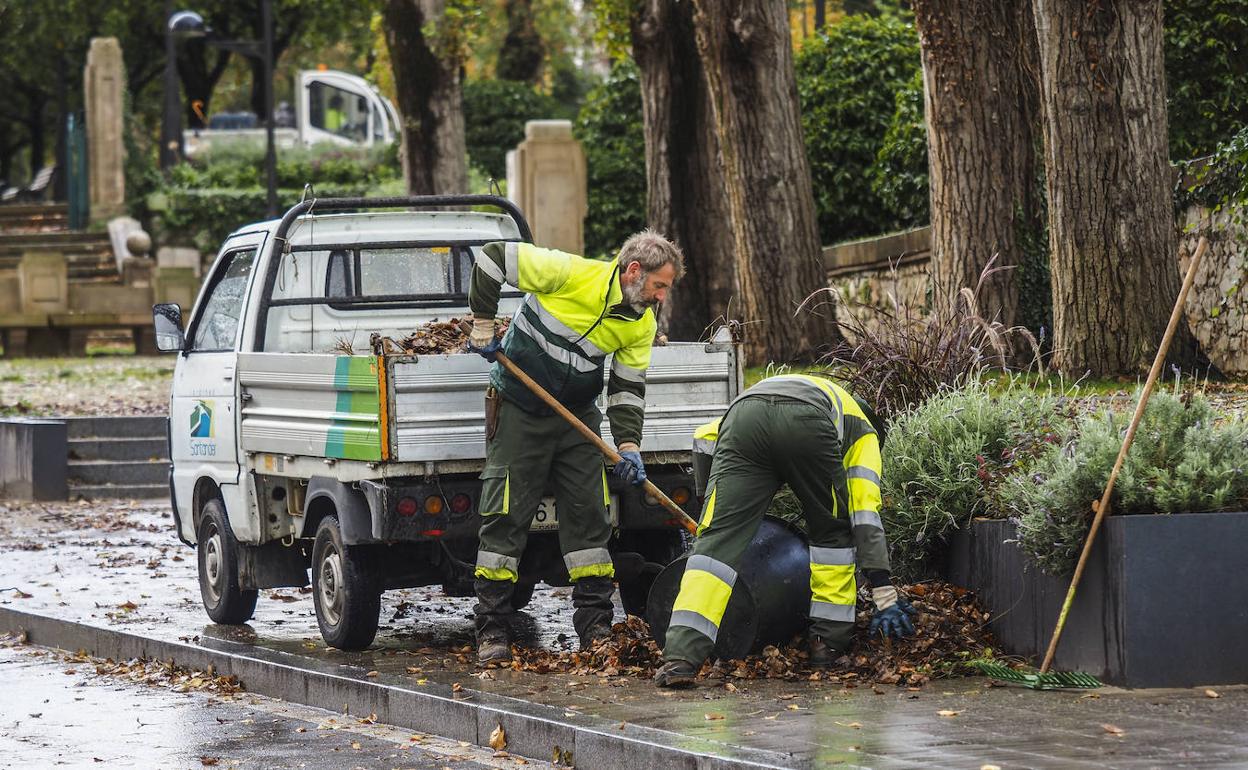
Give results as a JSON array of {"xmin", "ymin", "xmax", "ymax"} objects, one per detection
[
  {"xmin": 469, "ymin": 242, "xmax": 654, "ymax": 446},
  {"xmin": 690, "ymin": 374, "xmax": 891, "ymax": 576}
]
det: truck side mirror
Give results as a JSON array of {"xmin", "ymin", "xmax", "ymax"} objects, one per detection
[{"xmin": 152, "ymin": 303, "xmax": 186, "ymax": 352}]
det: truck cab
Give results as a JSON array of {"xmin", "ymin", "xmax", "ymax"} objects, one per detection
[
  {"xmin": 153, "ymin": 196, "xmax": 741, "ymax": 651},
  {"xmin": 183, "ymin": 69, "xmax": 399, "ymax": 157}
]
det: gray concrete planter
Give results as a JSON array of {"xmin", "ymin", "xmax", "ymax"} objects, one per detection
[{"xmin": 946, "ymin": 512, "xmax": 1248, "ymax": 688}]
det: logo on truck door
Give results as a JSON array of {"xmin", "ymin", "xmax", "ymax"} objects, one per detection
[
  {"xmin": 189, "ymin": 400, "xmax": 218, "ymax": 457},
  {"xmin": 190, "ymin": 400, "xmax": 214, "ymax": 438}
]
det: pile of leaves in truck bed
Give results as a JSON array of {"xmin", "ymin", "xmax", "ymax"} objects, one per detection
[
  {"xmin": 371, "ymin": 317, "xmax": 511, "ymax": 356},
  {"xmin": 503, "ymin": 581, "xmax": 995, "ymax": 687}
]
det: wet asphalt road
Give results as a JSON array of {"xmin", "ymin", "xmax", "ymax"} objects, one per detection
[
  {"xmin": 0, "ymin": 642, "xmax": 549, "ymax": 770},
  {"xmin": 7, "ymin": 500, "xmax": 1248, "ymax": 767}
]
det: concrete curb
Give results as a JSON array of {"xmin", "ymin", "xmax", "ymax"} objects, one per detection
[{"xmin": 0, "ymin": 606, "xmax": 799, "ymax": 769}]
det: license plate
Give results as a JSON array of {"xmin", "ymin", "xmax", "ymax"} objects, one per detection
[{"xmin": 530, "ymin": 495, "xmax": 620, "ymax": 531}]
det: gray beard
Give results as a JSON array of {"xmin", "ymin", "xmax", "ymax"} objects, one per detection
[{"xmin": 621, "ymin": 274, "xmax": 655, "ymax": 313}]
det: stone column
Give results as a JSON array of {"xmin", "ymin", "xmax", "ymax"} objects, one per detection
[
  {"xmin": 510, "ymin": 120, "xmax": 587, "ymax": 256},
  {"xmin": 84, "ymin": 37, "xmax": 127, "ymax": 222}
]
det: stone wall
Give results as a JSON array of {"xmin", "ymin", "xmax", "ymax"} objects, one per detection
[
  {"xmin": 1179, "ymin": 205, "xmax": 1248, "ymax": 374},
  {"xmin": 823, "ymin": 227, "xmax": 931, "ymax": 340},
  {"xmin": 824, "ymin": 210, "xmax": 1248, "ymax": 375}
]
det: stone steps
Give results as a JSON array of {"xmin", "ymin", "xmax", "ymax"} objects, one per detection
[{"xmin": 62, "ymin": 416, "xmax": 169, "ymax": 501}]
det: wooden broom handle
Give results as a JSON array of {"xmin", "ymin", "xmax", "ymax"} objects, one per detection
[
  {"xmin": 462, "ymin": 322, "xmax": 699, "ymax": 535},
  {"xmin": 1039, "ymin": 237, "xmax": 1209, "ymax": 674}
]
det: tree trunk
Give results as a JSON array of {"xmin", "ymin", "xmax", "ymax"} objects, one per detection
[
  {"xmin": 630, "ymin": 0, "xmax": 737, "ymax": 343},
  {"xmin": 382, "ymin": 0, "xmax": 469, "ymax": 196},
  {"xmin": 913, "ymin": 0, "xmax": 1041, "ymax": 327},
  {"xmin": 497, "ymin": 0, "xmax": 544, "ymax": 83},
  {"xmin": 1032, "ymin": 0, "xmax": 1196, "ymax": 375},
  {"xmin": 688, "ymin": 0, "xmax": 837, "ymax": 364}
]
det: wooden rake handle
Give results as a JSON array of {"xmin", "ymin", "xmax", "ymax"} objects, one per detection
[
  {"xmin": 1039, "ymin": 236, "xmax": 1209, "ymax": 674},
  {"xmin": 462, "ymin": 321, "xmax": 700, "ymax": 535}
]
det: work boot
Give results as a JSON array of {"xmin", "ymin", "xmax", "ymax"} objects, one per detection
[
  {"xmin": 806, "ymin": 635, "xmax": 837, "ymax": 669},
  {"xmin": 571, "ymin": 576, "xmax": 615, "ymax": 643},
  {"xmin": 654, "ymin": 659, "xmax": 699, "ymax": 688},
  {"xmin": 578, "ymin": 621, "xmax": 613, "ymax": 650},
  {"xmin": 476, "ymin": 632, "xmax": 512, "ymax": 665},
  {"xmin": 473, "ymin": 577, "xmax": 515, "ymax": 665}
]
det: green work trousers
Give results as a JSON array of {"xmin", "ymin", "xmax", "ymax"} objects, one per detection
[
  {"xmin": 473, "ymin": 396, "xmax": 615, "ymax": 640},
  {"xmin": 663, "ymin": 396, "xmax": 857, "ymax": 664}
]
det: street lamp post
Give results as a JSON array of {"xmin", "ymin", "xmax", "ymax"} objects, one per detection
[{"xmin": 161, "ymin": 0, "xmax": 278, "ymax": 217}]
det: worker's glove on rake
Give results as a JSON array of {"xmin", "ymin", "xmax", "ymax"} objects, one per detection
[
  {"xmin": 613, "ymin": 443, "xmax": 647, "ymax": 487},
  {"xmin": 468, "ymin": 317, "xmax": 501, "ymax": 362},
  {"xmin": 869, "ymin": 585, "xmax": 915, "ymax": 640}
]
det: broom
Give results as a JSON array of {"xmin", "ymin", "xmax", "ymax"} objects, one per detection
[{"xmin": 973, "ymin": 236, "xmax": 1209, "ymax": 690}]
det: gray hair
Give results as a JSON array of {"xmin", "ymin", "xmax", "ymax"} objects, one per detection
[{"xmin": 617, "ymin": 229, "xmax": 686, "ymax": 281}]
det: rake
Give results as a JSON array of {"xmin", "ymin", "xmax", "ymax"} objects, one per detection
[{"xmin": 974, "ymin": 236, "xmax": 1209, "ymax": 690}]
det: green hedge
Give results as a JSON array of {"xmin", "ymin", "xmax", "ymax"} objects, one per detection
[
  {"xmin": 574, "ymin": 62, "xmax": 646, "ymax": 259},
  {"xmin": 870, "ymin": 69, "xmax": 928, "ymax": 227},
  {"xmin": 795, "ymin": 14, "xmax": 923, "ymax": 244},
  {"xmin": 149, "ymin": 185, "xmax": 374, "ymax": 253},
  {"xmin": 172, "ymin": 143, "xmax": 399, "ymax": 190},
  {"xmin": 463, "ymin": 79, "xmax": 565, "ymax": 181}
]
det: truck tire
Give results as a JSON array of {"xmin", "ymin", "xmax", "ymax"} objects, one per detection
[
  {"xmin": 197, "ymin": 498, "xmax": 259, "ymax": 624},
  {"xmin": 312, "ymin": 516, "xmax": 381, "ymax": 651}
]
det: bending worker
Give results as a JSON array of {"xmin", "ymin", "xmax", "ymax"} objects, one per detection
[
  {"xmin": 655, "ymin": 373, "xmax": 914, "ymax": 687},
  {"xmin": 467, "ymin": 231, "xmax": 685, "ymax": 665}
]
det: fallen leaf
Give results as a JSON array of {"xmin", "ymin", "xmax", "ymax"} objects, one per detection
[
  {"xmin": 835, "ymin": 721, "xmax": 863, "ymax": 729},
  {"xmin": 452, "ymin": 682, "xmax": 463, "ymax": 693},
  {"xmin": 1080, "ymin": 692, "xmax": 1101, "ymax": 700},
  {"xmin": 1205, "ymin": 689, "xmax": 1221, "ymax": 699},
  {"xmin": 937, "ymin": 710, "xmax": 962, "ymax": 717},
  {"xmin": 350, "ymin": 741, "xmax": 361, "ymax": 750},
  {"xmin": 704, "ymin": 713, "xmax": 724, "ymax": 721},
  {"xmin": 365, "ymin": 670, "xmax": 379, "ymax": 678},
  {"xmin": 489, "ymin": 724, "xmax": 507, "ymax": 750},
  {"xmin": 1101, "ymin": 723, "xmax": 1125, "ymax": 736},
  {"xmin": 981, "ymin": 765, "xmax": 1002, "ymax": 770},
  {"xmin": 200, "ymin": 759, "xmax": 219, "ymax": 767}
]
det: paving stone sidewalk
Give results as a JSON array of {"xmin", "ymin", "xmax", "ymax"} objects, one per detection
[{"xmin": 2, "ymin": 500, "xmax": 1247, "ymax": 768}]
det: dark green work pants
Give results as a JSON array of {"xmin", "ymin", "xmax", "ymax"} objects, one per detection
[
  {"xmin": 663, "ymin": 396, "xmax": 857, "ymax": 664},
  {"xmin": 473, "ymin": 396, "xmax": 615, "ymax": 640}
]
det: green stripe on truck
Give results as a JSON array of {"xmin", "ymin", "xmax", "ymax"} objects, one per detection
[{"xmin": 325, "ymin": 355, "xmax": 382, "ymax": 461}]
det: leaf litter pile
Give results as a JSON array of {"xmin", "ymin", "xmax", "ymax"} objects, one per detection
[
  {"xmin": 366, "ymin": 316, "xmax": 512, "ymax": 356},
  {"xmin": 502, "ymin": 582, "xmax": 995, "ymax": 688}
]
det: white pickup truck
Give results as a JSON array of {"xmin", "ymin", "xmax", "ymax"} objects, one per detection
[
  {"xmin": 183, "ymin": 69, "xmax": 400, "ymax": 157},
  {"xmin": 152, "ymin": 195, "xmax": 741, "ymax": 650}
]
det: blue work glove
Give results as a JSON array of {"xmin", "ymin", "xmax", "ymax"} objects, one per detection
[
  {"xmin": 613, "ymin": 447, "xmax": 647, "ymax": 487},
  {"xmin": 897, "ymin": 595, "xmax": 918, "ymax": 617},
  {"xmin": 870, "ymin": 604, "xmax": 916, "ymax": 640},
  {"xmin": 468, "ymin": 317, "xmax": 501, "ymax": 362}
]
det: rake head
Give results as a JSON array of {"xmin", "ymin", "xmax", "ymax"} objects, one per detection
[{"xmin": 969, "ymin": 660, "xmax": 1102, "ymax": 690}]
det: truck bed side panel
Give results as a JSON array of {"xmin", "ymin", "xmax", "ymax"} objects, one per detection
[
  {"xmin": 390, "ymin": 343, "xmax": 737, "ymax": 462},
  {"xmin": 238, "ymin": 353, "xmax": 382, "ymax": 461}
]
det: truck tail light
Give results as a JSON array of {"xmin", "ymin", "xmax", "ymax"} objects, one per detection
[
  {"xmin": 424, "ymin": 496, "xmax": 444, "ymax": 515},
  {"xmin": 396, "ymin": 496, "xmax": 418, "ymax": 516},
  {"xmin": 450, "ymin": 493, "xmax": 471, "ymax": 514}
]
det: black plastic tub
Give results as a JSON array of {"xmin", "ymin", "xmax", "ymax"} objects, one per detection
[{"xmin": 646, "ymin": 516, "xmax": 810, "ymax": 660}]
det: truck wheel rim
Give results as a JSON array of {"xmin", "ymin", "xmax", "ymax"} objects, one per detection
[
  {"xmin": 203, "ymin": 530, "xmax": 223, "ymax": 605},
  {"xmin": 319, "ymin": 548, "xmax": 345, "ymax": 627}
]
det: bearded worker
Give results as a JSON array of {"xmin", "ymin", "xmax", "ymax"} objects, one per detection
[
  {"xmin": 654, "ymin": 374, "xmax": 915, "ymax": 687},
  {"xmin": 466, "ymin": 230, "xmax": 685, "ymax": 664}
]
